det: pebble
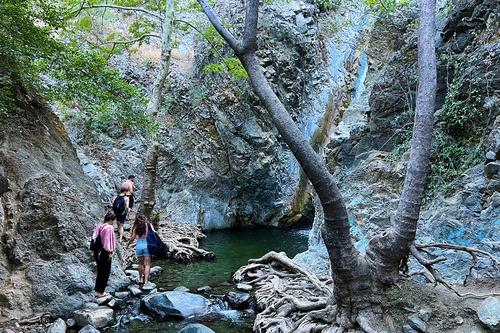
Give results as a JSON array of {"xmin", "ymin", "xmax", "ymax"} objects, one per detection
[
  {"xmin": 47, "ymin": 318, "xmax": 66, "ymax": 333},
  {"xmin": 418, "ymin": 308, "xmax": 432, "ymax": 322},
  {"xmin": 236, "ymin": 283, "xmax": 253, "ymax": 292},
  {"xmin": 95, "ymin": 294, "xmax": 112, "ymax": 305},
  {"xmin": 197, "ymin": 286, "xmax": 212, "ymax": 293}
]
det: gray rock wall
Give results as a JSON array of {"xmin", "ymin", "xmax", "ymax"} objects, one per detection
[{"xmin": 0, "ymin": 90, "xmax": 127, "ymax": 321}]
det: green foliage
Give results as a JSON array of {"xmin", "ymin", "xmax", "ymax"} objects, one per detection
[
  {"xmin": 0, "ymin": 0, "xmax": 157, "ymax": 137},
  {"xmin": 128, "ymin": 19, "xmax": 158, "ymax": 38},
  {"xmin": 203, "ymin": 57, "xmax": 248, "ymax": 79},
  {"xmin": 364, "ymin": 0, "xmax": 409, "ymax": 13},
  {"xmin": 315, "ymin": 0, "xmax": 341, "ymax": 12},
  {"xmin": 440, "ymin": 53, "xmax": 485, "ymax": 138}
]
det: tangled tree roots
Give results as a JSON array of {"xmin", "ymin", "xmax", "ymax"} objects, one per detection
[
  {"xmin": 123, "ymin": 220, "xmax": 214, "ymax": 266},
  {"xmin": 234, "ymin": 251, "xmax": 337, "ymax": 333}
]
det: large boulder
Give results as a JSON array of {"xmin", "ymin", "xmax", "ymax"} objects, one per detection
[
  {"xmin": 178, "ymin": 324, "xmax": 215, "ymax": 333},
  {"xmin": 73, "ymin": 306, "xmax": 114, "ymax": 328},
  {"xmin": 141, "ymin": 291, "xmax": 211, "ymax": 320},
  {"xmin": 477, "ymin": 297, "xmax": 500, "ymax": 332}
]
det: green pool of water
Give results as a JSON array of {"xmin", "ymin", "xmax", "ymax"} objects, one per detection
[{"xmin": 123, "ymin": 227, "xmax": 309, "ymax": 333}]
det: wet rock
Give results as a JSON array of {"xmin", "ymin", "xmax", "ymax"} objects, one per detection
[
  {"xmin": 47, "ymin": 318, "xmax": 66, "ymax": 333},
  {"xmin": 114, "ymin": 291, "xmax": 129, "ymax": 299},
  {"xmin": 236, "ymin": 283, "xmax": 253, "ymax": 292},
  {"xmin": 477, "ymin": 297, "xmax": 500, "ymax": 332},
  {"xmin": 141, "ymin": 291, "xmax": 211, "ymax": 319},
  {"xmin": 174, "ymin": 286, "xmax": 190, "ymax": 292},
  {"xmin": 225, "ymin": 292, "xmax": 251, "ymax": 309},
  {"xmin": 142, "ymin": 282, "xmax": 157, "ymax": 291},
  {"xmin": 73, "ymin": 306, "xmax": 114, "ymax": 328},
  {"xmin": 78, "ymin": 325, "xmax": 100, "ymax": 333},
  {"xmin": 196, "ymin": 286, "xmax": 212, "ymax": 293},
  {"xmin": 178, "ymin": 323, "xmax": 215, "ymax": 333},
  {"xmin": 96, "ymin": 294, "xmax": 112, "ymax": 305},
  {"xmin": 408, "ymin": 314, "xmax": 427, "ymax": 332},
  {"xmin": 486, "ymin": 151, "xmax": 496, "ymax": 162},
  {"xmin": 150, "ymin": 266, "xmax": 163, "ymax": 276}
]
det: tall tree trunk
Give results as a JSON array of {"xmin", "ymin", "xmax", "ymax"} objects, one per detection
[
  {"xmin": 139, "ymin": 0, "xmax": 174, "ymax": 221},
  {"xmin": 366, "ymin": 0, "xmax": 437, "ymax": 283},
  {"xmin": 199, "ymin": 0, "xmax": 437, "ymax": 327}
]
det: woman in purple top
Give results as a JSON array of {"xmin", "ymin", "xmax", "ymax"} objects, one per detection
[{"xmin": 92, "ymin": 212, "xmax": 116, "ymax": 297}]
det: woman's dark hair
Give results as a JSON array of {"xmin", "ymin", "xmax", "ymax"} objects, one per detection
[
  {"xmin": 135, "ymin": 222, "xmax": 147, "ymax": 237},
  {"xmin": 104, "ymin": 211, "xmax": 115, "ymax": 222}
]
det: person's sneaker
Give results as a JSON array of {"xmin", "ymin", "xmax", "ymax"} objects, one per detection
[{"xmin": 142, "ymin": 282, "xmax": 156, "ymax": 290}]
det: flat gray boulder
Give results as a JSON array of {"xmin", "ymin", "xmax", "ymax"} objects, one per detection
[
  {"xmin": 73, "ymin": 306, "xmax": 114, "ymax": 328},
  {"xmin": 178, "ymin": 323, "xmax": 215, "ymax": 333},
  {"xmin": 141, "ymin": 291, "xmax": 211, "ymax": 320},
  {"xmin": 477, "ymin": 297, "xmax": 500, "ymax": 332}
]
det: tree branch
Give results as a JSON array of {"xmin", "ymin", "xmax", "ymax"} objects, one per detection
[
  {"xmin": 105, "ymin": 33, "xmax": 161, "ymax": 45},
  {"xmin": 242, "ymin": 0, "xmax": 259, "ymax": 52},
  {"xmin": 196, "ymin": 0, "xmax": 242, "ymax": 54},
  {"xmin": 77, "ymin": 4, "xmax": 163, "ymax": 21}
]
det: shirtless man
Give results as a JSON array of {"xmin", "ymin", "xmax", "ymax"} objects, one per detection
[{"xmin": 121, "ymin": 175, "xmax": 136, "ymax": 210}]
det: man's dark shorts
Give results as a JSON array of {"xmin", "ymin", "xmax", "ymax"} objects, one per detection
[{"xmin": 117, "ymin": 214, "xmax": 126, "ymax": 225}]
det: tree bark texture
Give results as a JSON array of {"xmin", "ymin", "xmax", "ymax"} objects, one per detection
[
  {"xmin": 366, "ymin": 0, "xmax": 437, "ymax": 283},
  {"xmin": 140, "ymin": 0, "xmax": 174, "ymax": 221}
]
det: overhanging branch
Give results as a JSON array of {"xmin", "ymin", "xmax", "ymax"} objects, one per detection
[
  {"xmin": 105, "ymin": 33, "xmax": 161, "ymax": 45},
  {"xmin": 196, "ymin": 0, "xmax": 242, "ymax": 54},
  {"xmin": 77, "ymin": 4, "xmax": 163, "ymax": 21}
]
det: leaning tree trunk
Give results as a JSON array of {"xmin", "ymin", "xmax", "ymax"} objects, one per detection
[
  {"xmin": 198, "ymin": 0, "xmax": 436, "ymax": 329},
  {"xmin": 198, "ymin": 0, "xmax": 376, "ymax": 323},
  {"xmin": 139, "ymin": 0, "xmax": 174, "ymax": 221},
  {"xmin": 366, "ymin": 0, "xmax": 437, "ymax": 284}
]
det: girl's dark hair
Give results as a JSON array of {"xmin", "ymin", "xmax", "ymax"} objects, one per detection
[
  {"xmin": 104, "ymin": 211, "xmax": 115, "ymax": 222},
  {"xmin": 135, "ymin": 222, "xmax": 147, "ymax": 237}
]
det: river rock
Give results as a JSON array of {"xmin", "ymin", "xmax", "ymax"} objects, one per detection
[
  {"xmin": 150, "ymin": 266, "xmax": 163, "ymax": 276},
  {"xmin": 47, "ymin": 318, "xmax": 66, "ymax": 333},
  {"xmin": 236, "ymin": 283, "xmax": 253, "ymax": 292},
  {"xmin": 178, "ymin": 323, "xmax": 215, "ymax": 333},
  {"xmin": 197, "ymin": 286, "xmax": 212, "ymax": 293},
  {"xmin": 128, "ymin": 285, "xmax": 142, "ymax": 296},
  {"xmin": 108, "ymin": 298, "xmax": 127, "ymax": 310},
  {"xmin": 174, "ymin": 286, "xmax": 190, "ymax": 292},
  {"xmin": 418, "ymin": 308, "xmax": 432, "ymax": 322},
  {"xmin": 66, "ymin": 318, "xmax": 76, "ymax": 328},
  {"xmin": 78, "ymin": 325, "xmax": 100, "ymax": 333},
  {"xmin": 114, "ymin": 291, "xmax": 129, "ymax": 299},
  {"xmin": 73, "ymin": 306, "xmax": 114, "ymax": 328},
  {"xmin": 225, "ymin": 292, "xmax": 251, "ymax": 309},
  {"xmin": 141, "ymin": 291, "xmax": 211, "ymax": 319},
  {"xmin": 142, "ymin": 282, "xmax": 157, "ymax": 291},
  {"xmin": 402, "ymin": 325, "xmax": 419, "ymax": 333},
  {"xmin": 96, "ymin": 294, "xmax": 112, "ymax": 305},
  {"xmin": 477, "ymin": 297, "xmax": 500, "ymax": 332}
]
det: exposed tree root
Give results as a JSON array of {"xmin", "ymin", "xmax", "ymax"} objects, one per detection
[
  {"xmin": 410, "ymin": 244, "xmax": 500, "ymax": 299},
  {"xmin": 123, "ymin": 219, "xmax": 214, "ymax": 266}
]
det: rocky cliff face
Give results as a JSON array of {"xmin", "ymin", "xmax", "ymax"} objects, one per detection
[
  {"xmin": 0, "ymin": 86, "xmax": 127, "ymax": 321},
  {"xmin": 296, "ymin": 0, "xmax": 500, "ymax": 281}
]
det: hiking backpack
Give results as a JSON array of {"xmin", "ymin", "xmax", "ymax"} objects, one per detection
[
  {"xmin": 112, "ymin": 195, "xmax": 126, "ymax": 216},
  {"xmin": 90, "ymin": 225, "xmax": 104, "ymax": 252}
]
